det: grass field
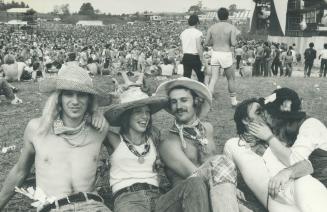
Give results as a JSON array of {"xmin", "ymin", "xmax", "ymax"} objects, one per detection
[{"xmin": 1, "ymin": 71, "xmax": 327, "ymax": 211}]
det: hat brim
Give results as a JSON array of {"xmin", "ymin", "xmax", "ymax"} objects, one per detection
[
  {"xmin": 104, "ymin": 96, "xmax": 168, "ymax": 126},
  {"xmin": 39, "ymin": 78, "xmax": 112, "ymax": 106},
  {"xmin": 156, "ymin": 78, "xmax": 212, "ymax": 118}
]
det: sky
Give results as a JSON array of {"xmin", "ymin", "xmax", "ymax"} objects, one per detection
[{"xmin": 18, "ymin": 0, "xmax": 254, "ymax": 15}]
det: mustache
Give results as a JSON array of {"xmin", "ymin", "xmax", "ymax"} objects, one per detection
[{"xmin": 173, "ymin": 108, "xmax": 188, "ymax": 113}]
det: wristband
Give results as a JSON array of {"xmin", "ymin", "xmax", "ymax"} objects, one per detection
[{"xmin": 266, "ymin": 134, "xmax": 275, "ymax": 143}]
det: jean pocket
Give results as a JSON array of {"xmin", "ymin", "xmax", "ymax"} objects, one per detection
[{"xmin": 114, "ymin": 191, "xmax": 149, "ymax": 212}]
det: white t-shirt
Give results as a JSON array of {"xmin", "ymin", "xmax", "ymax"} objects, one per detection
[
  {"xmin": 320, "ymin": 49, "xmax": 327, "ymax": 59},
  {"xmin": 17, "ymin": 62, "xmax": 27, "ymax": 74},
  {"xmin": 180, "ymin": 28, "xmax": 203, "ymax": 55},
  {"xmin": 290, "ymin": 118, "xmax": 327, "ymax": 165},
  {"xmin": 160, "ymin": 64, "xmax": 174, "ymax": 76}
]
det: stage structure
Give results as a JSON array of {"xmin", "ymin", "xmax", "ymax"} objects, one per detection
[{"xmin": 252, "ymin": 0, "xmax": 327, "ymax": 53}]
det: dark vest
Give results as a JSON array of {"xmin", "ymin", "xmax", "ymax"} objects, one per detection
[{"xmin": 309, "ymin": 148, "xmax": 327, "ymax": 187}]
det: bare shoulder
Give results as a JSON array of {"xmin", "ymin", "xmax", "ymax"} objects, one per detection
[
  {"xmin": 202, "ymin": 121, "xmax": 213, "ymax": 133},
  {"xmin": 159, "ymin": 129, "xmax": 181, "ymax": 149},
  {"xmin": 26, "ymin": 117, "xmax": 41, "ymax": 131},
  {"xmin": 24, "ymin": 118, "xmax": 42, "ymax": 142}
]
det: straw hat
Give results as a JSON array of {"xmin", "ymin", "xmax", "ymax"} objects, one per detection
[
  {"xmin": 39, "ymin": 65, "xmax": 111, "ymax": 105},
  {"xmin": 155, "ymin": 77, "xmax": 212, "ymax": 118},
  {"xmin": 104, "ymin": 87, "xmax": 168, "ymax": 126}
]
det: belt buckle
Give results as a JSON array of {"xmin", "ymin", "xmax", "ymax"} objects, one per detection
[{"xmin": 132, "ymin": 183, "xmax": 143, "ymax": 192}]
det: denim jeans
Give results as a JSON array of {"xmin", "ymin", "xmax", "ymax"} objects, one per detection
[
  {"xmin": 114, "ymin": 189, "xmax": 161, "ymax": 212},
  {"xmin": 304, "ymin": 61, "xmax": 313, "ymax": 77},
  {"xmin": 114, "ymin": 178, "xmax": 210, "ymax": 212},
  {"xmin": 0, "ymin": 79, "xmax": 15, "ymax": 100},
  {"xmin": 320, "ymin": 59, "xmax": 327, "ymax": 77},
  {"xmin": 46, "ymin": 199, "xmax": 112, "ymax": 212},
  {"xmin": 156, "ymin": 177, "xmax": 210, "ymax": 212}
]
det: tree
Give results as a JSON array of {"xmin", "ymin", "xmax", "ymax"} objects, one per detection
[
  {"xmin": 52, "ymin": 5, "xmax": 60, "ymax": 15},
  {"xmin": 53, "ymin": 4, "xmax": 70, "ymax": 15},
  {"xmin": 229, "ymin": 4, "xmax": 237, "ymax": 15},
  {"xmin": 94, "ymin": 9, "xmax": 101, "ymax": 14},
  {"xmin": 20, "ymin": 1, "xmax": 26, "ymax": 8},
  {"xmin": 23, "ymin": 9, "xmax": 37, "ymax": 25},
  {"xmin": 78, "ymin": 2, "xmax": 95, "ymax": 16},
  {"xmin": 188, "ymin": 5, "xmax": 201, "ymax": 14},
  {"xmin": 61, "ymin": 4, "xmax": 70, "ymax": 15}
]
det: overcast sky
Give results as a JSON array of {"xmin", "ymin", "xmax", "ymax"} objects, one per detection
[{"xmin": 20, "ymin": 0, "xmax": 254, "ymax": 14}]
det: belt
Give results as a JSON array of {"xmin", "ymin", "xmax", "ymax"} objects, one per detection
[
  {"xmin": 113, "ymin": 183, "xmax": 159, "ymax": 201},
  {"xmin": 39, "ymin": 192, "xmax": 103, "ymax": 212}
]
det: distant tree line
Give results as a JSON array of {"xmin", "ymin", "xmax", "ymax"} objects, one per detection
[{"xmin": 0, "ymin": 1, "xmax": 29, "ymax": 11}]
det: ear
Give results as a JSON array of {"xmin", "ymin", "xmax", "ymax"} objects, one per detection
[{"xmin": 241, "ymin": 118, "xmax": 249, "ymax": 126}]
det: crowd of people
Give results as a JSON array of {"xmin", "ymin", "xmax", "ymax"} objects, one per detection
[{"xmin": 0, "ymin": 6, "xmax": 327, "ymax": 212}]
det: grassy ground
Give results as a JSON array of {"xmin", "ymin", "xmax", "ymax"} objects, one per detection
[{"xmin": 1, "ymin": 71, "xmax": 327, "ymax": 211}]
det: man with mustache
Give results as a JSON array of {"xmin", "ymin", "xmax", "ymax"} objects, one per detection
[{"xmin": 156, "ymin": 77, "xmax": 250, "ymax": 212}]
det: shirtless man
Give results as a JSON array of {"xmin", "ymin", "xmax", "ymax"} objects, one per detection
[
  {"xmin": 156, "ymin": 77, "xmax": 250, "ymax": 212},
  {"xmin": 205, "ymin": 7, "xmax": 240, "ymax": 106},
  {"xmin": 0, "ymin": 66, "xmax": 111, "ymax": 212}
]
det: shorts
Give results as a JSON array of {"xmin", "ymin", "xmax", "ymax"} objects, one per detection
[{"xmin": 210, "ymin": 51, "xmax": 233, "ymax": 68}]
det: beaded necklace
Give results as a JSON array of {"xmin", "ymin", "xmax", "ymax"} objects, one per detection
[{"xmin": 121, "ymin": 134, "xmax": 150, "ymax": 164}]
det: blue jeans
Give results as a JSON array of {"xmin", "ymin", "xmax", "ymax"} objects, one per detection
[
  {"xmin": 47, "ymin": 199, "xmax": 111, "ymax": 212},
  {"xmin": 114, "ymin": 189, "xmax": 160, "ymax": 212},
  {"xmin": 0, "ymin": 79, "xmax": 15, "ymax": 100},
  {"xmin": 155, "ymin": 177, "xmax": 210, "ymax": 212},
  {"xmin": 113, "ymin": 177, "xmax": 210, "ymax": 212}
]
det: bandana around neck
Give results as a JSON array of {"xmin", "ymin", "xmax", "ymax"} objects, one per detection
[
  {"xmin": 170, "ymin": 119, "xmax": 208, "ymax": 153},
  {"xmin": 53, "ymin": 117, "xmax": 89, "ymax": 147},
  {"xmin": 53, "ymin": 118, "xmax": 86, "ymax": 135}
]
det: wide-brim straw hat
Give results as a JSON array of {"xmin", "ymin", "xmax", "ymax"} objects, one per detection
[
  {"xmin": 155, "ymin": 77, "xmax": 212, "ymax": 118},
  {"xmin": 39, "ymin": 65, "xmax": 111, "ymax": 106},
  {"xmin": 104, "ymin": 87, "xmax": 168, "ymax": 126}
]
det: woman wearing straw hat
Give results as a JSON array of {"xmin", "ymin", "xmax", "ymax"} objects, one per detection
[{"xmin": 104, "ymin": 86, "xmax": 210, "ymax": 212}]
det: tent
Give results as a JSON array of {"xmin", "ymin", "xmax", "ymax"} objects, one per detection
[
  {"xmin": 6, "ymin": 8, "xmax": 32, "ymax": 13},
  {"xmin": 6, "ymin": 20, "xmax": 27, "ymax": 25},
  {"xmin": 76, "ymin": 20, "xmax": 104, "ymax": 26}
]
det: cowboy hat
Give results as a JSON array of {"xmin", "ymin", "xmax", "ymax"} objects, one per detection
[
  {"xmin": 39, "ymin": 65, "xmax": 111, "ymax": 106},
  {"xmin": 155, "ymin": 77, "xmax": 212, "ymax": 118},
  {"xmin": 259, "ymin": 87, "xmax": 306, "ymax": 120},
  {"xmin": 104, "ymin": 87, "xmax": 168, "ymax": 126}
]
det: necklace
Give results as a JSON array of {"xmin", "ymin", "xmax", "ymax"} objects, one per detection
[{"xmin": 122, "ymin": 135, "xmax": 150, "ymax": 164}]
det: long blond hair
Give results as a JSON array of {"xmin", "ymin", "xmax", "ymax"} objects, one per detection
[{"xmin": 38, "ymin": 91, "xmax": 61, "ymax": 136}]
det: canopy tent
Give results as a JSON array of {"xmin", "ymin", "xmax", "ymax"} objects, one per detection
[
  {"xmin": 6, "ymin": 20, "xmax": 27, "ymax": 25},
  {"xmin": 76, "ymin": 20, "xmax": 104, "ymax": 26},
  {"xmin": 6, "ymin": 8, "xmax": 32, "ymax": 13}
]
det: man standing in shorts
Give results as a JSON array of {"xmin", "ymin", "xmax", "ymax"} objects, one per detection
[{"xmin": 205, "ymin": 7, "xmax": 239, "ymax": 106}]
